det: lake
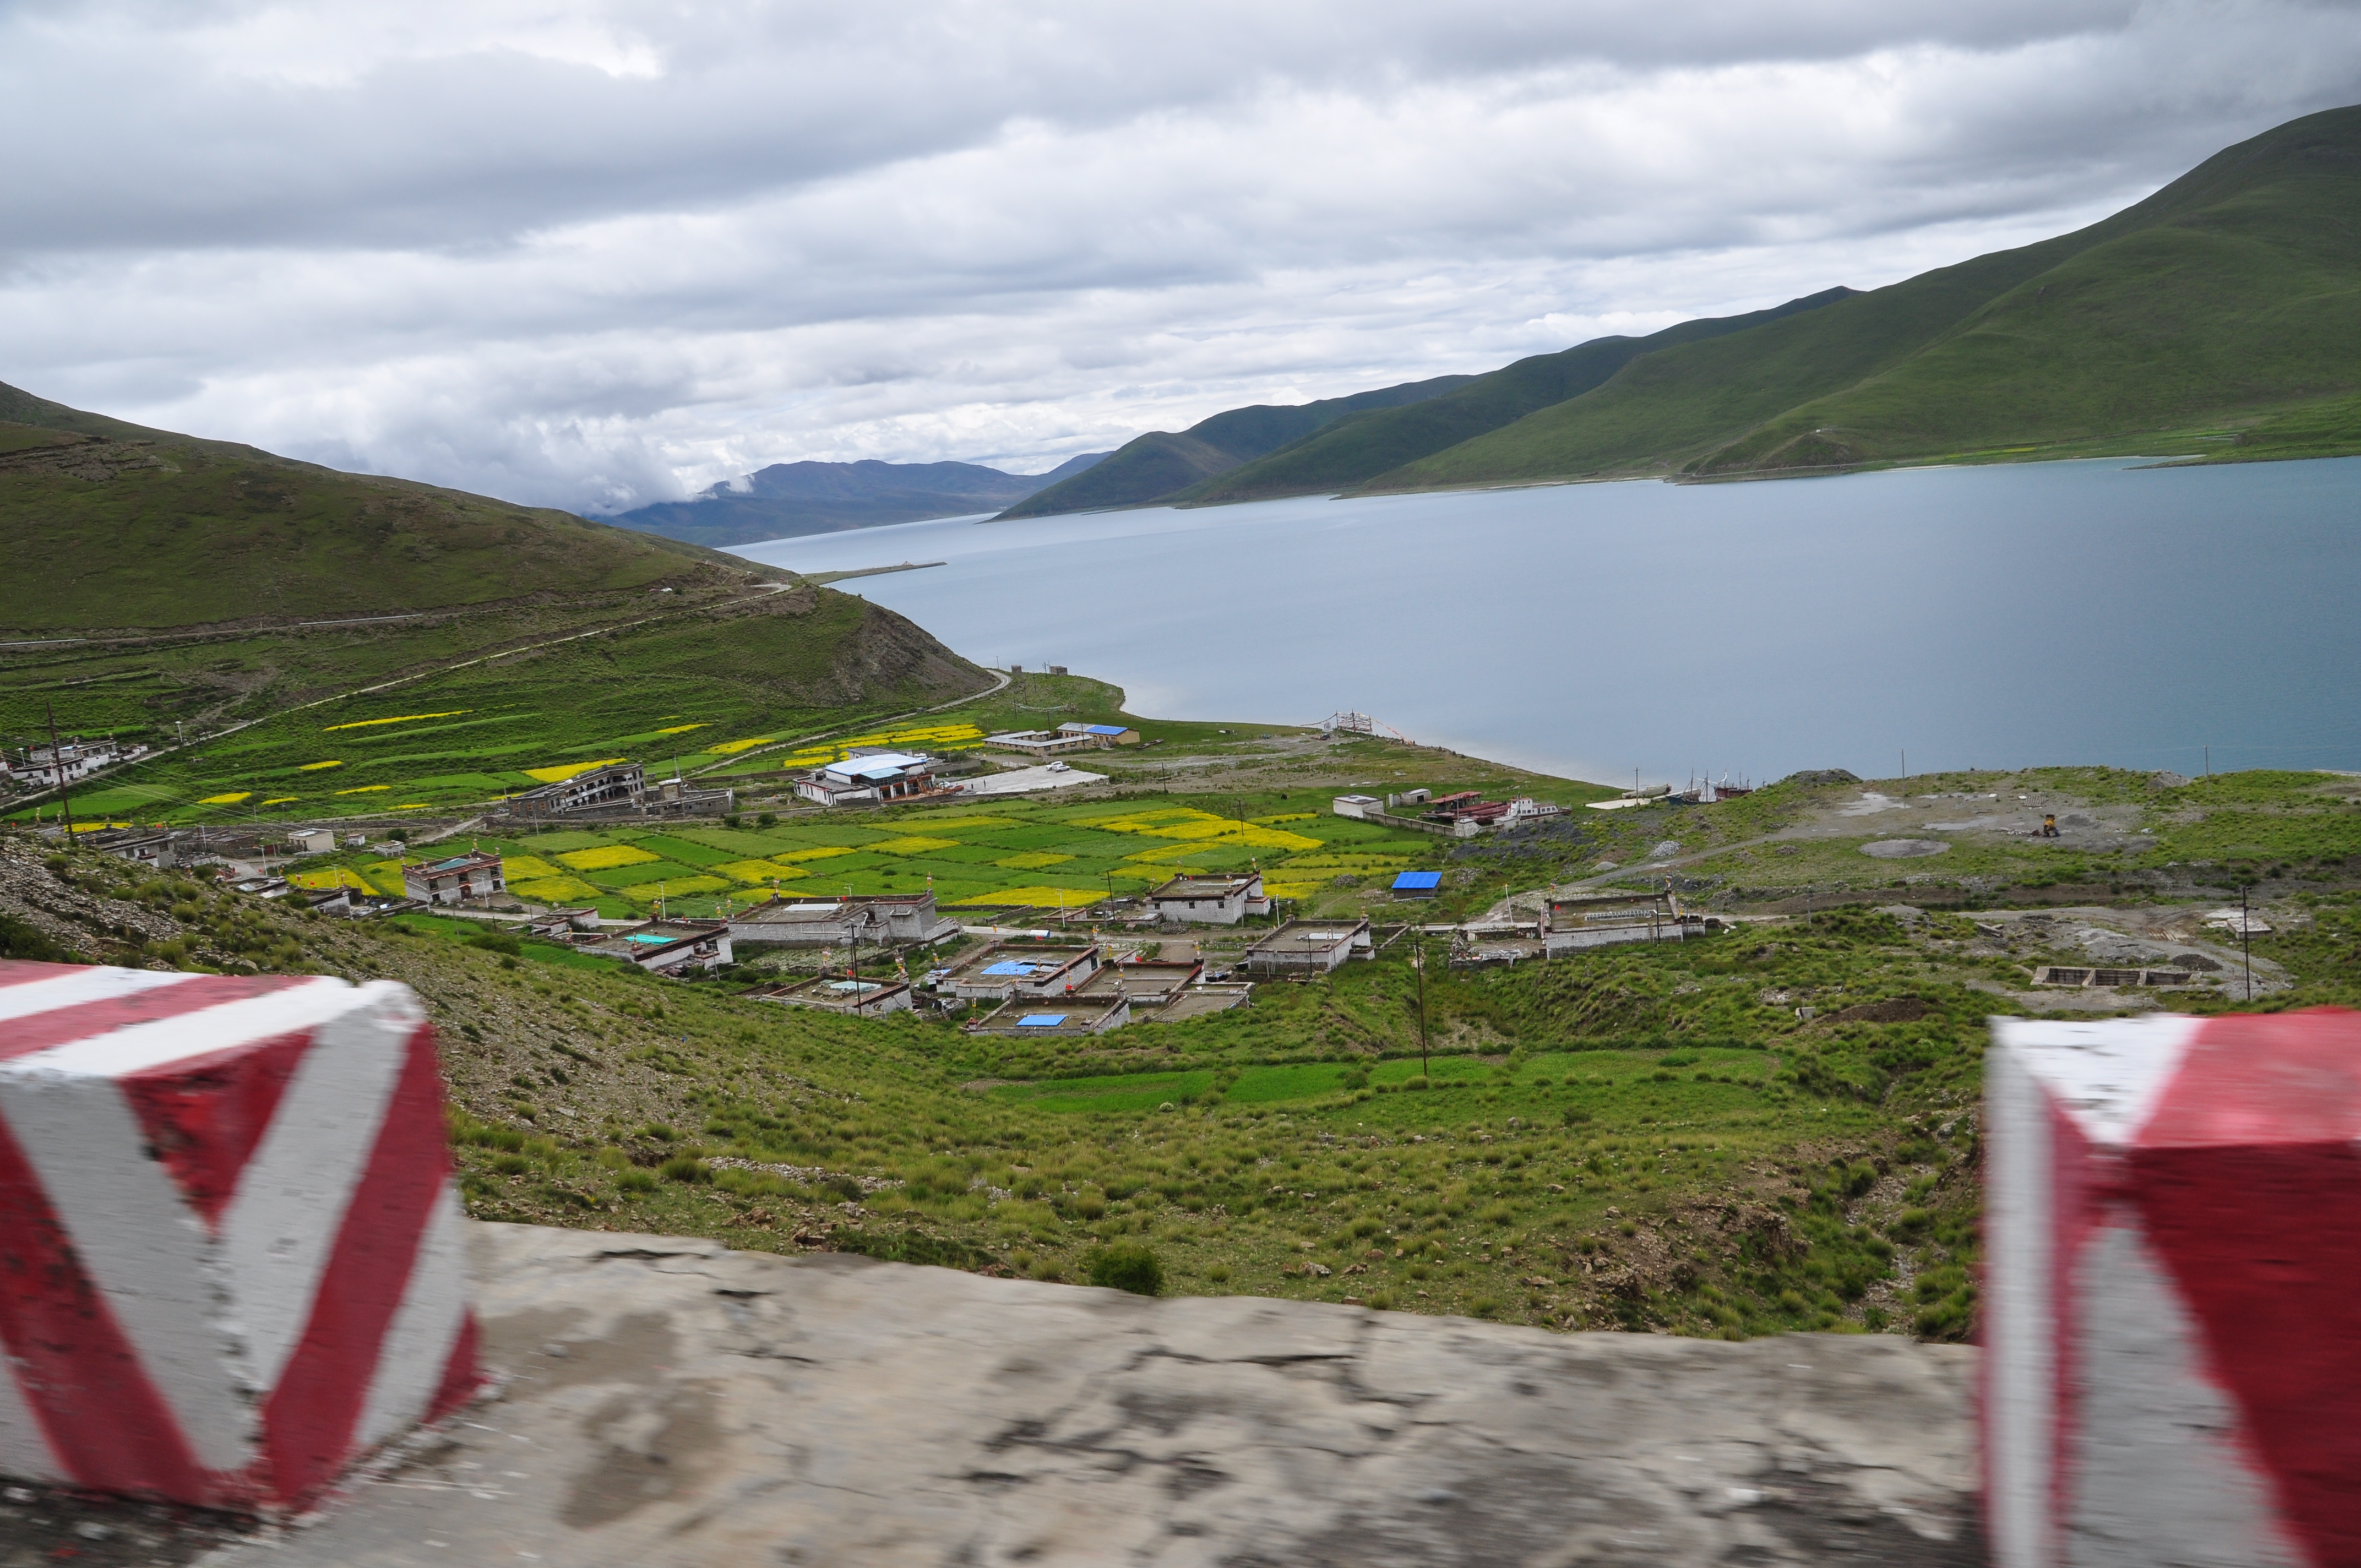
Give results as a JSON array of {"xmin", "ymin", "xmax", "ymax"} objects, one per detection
[{"xmin": 729, "ymin": 458, "xmax": 2361, "ymax": 788}]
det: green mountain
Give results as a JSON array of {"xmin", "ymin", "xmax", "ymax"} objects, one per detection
[
  {"xmin": 1174, "ymin": 288, "xmax": 1857, "ymax": 505},
  {"xmin": 1378, "ymin": 105, "xmax": 2361, "ymax": 489},
  {"xmin": 994, "ymin": 373, "xmax": 1475, "ymax": 519},
  {"xmin": 0, "ymin": 380, "xmax": 793, "ymax": 632},
  {"xmin": 0, "ymin": 383, "xmax": 991, "ymax": 791}
]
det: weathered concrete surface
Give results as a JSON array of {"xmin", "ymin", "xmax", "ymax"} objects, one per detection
[{"xmin": 191, "ymin": 1223, "xmax": 1979, "ymax": 1566}]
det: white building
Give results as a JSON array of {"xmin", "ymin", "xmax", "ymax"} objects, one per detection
[
  {"xmin": 401, "ymin": 851, "xmax": 505, "ymax": 906},
  {"xmin": 794, "ymin": 750, "xmax": 938, "ymax": 807},
  {"xmin": 1147, "ymin": 872, "xmax": 1270, "ymax": 926},
  {"xmin": 1331, "ymin": 794, "xmax": 1381, "ymax": 819}
]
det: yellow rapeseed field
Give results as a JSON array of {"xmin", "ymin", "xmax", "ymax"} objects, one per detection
[
  {"xmin": 510, "ymin": 875, "xmax": 601, "ymax": 904},
  {"xmin": 524, "ymin": 758, "xmax": 624, "ymax": 784},
  {"xmin": 992, "ymin": 851, "xmax": 1072, "ymax": 869},
  {"xmin": 715, "ymin": 859, "xmax": 813, "ymax": 885},
  {"xmin": 558, "ymin": 844, "xmax": 662, "ymax": 872},
  {"xmin": 323, "ymin": 710, "xmax": 466, "ymax": 732},
  {"xmin": 868, "ymin": 836, "xmax": 961, "ymax": 856},
  {"xmin": 199, "ymin": 792, "xmax": 252, "ymax": 804}
]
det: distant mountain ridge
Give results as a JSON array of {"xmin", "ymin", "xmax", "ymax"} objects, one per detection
[
  {"xmin": 1377, "ymin": 104, "xmax": 2361, "ymax": 488},
  {"xmin": 615, "ymin": 451, "xmax": 1108, "ymax": 547},
  {"xmin": 996, "ymin": 373, "xmax": 1476, "ymax": 519},
  {"xmin": 998, "ymin": 104, "xmax": 2361, "ymax": 515}
]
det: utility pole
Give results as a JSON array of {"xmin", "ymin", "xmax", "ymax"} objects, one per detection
[
  {"xmin": 1413, "ymin": 938, "xmax": 1429, "ymax": 1080},
  {"xmin": 2242, "ymin": 883, "xmax": 2254, "ymax": 1003},
  {"xmin": 44, "ymin": 701, "xmax": 75, "ymax": 839}
]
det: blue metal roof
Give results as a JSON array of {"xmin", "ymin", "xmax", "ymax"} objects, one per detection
[
  {"xmin": 1016, "ymin": 1014, "xmax": 1068, "ymax": 1027},
  {"xmin": 1392, "ymin": 870, "xmax": 1443, "ymax": 890},
  {"xmin": 1081, "ymin": 724, "xmax": 1128, "ymax": 736}
]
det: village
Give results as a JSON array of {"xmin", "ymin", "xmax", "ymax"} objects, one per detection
[{"xmin": 19, "ymin": 709, "xmax": 1771, "ymax": 1043}]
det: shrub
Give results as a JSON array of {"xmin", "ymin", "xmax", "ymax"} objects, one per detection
[
  {"xmin": 469, "ymin": 931, "xmax": 523, "ymax": 956},
  {"xmin": 0, "ymin": 914, "xmax": 71, "ymax": 963},
  {"xmin": 615, "ymin": 1169, "xmax": 657, "ymax": 1194},
  {"xmin": 660, "ymin": 1156, "xmax": 711, "ymax": 1184},
  {"xmin": 1083, "ymin": 1242, "xmax": 1165, "ymax": 1296},
  {"xmin": 490, "ymin": 1154, "xmax": 532, "ymax": 1177}
]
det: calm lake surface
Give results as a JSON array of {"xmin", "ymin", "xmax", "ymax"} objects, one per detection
[{"xmin": 730, "ymin": 458, "xmax": 2361, "ymax": 787}]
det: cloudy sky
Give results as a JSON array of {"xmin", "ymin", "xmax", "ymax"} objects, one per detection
[{"xmin": 5, "ymin": 1, "xmax": 2359, "ymax": 515}]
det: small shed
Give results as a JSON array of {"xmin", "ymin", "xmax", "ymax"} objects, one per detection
[
  {"xmin": 1391, "ymin": 871, "xmax": 1442, "ymax": 901},
  {"xmin": 1330, "ymin": 794, "xmax": 1380, "ymax": 819}
]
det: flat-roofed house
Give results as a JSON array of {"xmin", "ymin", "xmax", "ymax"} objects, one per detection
[
  {"xmin": 401, "ymin": 851, "xmax": 505, "ymax": 906},
  {"xmin": 89, "ymin": 826, "xmax": 174, "ymax": 870},
  {"xmin": 965, "ymin": 994, "xmax": 1131, "ymax": 1037},
  {"xmin": 1075, "ymin": 956, "xmax": 1204, "ymax": 1006},
  {"xmin": 1056, "ymin": 722, "xmax": 1141, "ymax": 746},
  {"xmin": 940, "ymin": 943, "xmax": 1101, "ymax": 1001},
  {"xmin": 727, "ymin": 892, "xmax": 959, "ymax": 948},
  {"xmin": 1543, "ymin": 890, "xmax": 1694, "ymax": 955},
  {"xmin": 751, "ymin": 975, "xmax": 914, "ymax": 1015},
  {"xmin": 1391, "ymin": 870, "xmax": 1441, "ymax": 900},
  {"xmin": 1148, "ymin": 872, "xmax": 1270, "ymax": 925},
  {"xmin": 1244, "ymin": 918, "xmax": 1373, "ymax": 974},
  {"xmin": 981, "ymin": 729, "xmax": 1104, "ymax": 759},
  {"xmin": 584, "ymin": 918, "xmax": 733, "ymax": 973},
  {"xmin": 1330, "ymin": 794, "xmax": 1381, "ymax": 819},
  {"xmin": 508, "ymin": 761, "xmax": 647, "ymax": 818},
  {"xmin": 794, "ymin": 750, "xmax": 938, "ymax": 807}
]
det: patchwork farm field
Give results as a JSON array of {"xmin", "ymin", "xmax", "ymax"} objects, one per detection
[{"xmin": 291, "ymin": 793, "xmax": 1443, "ymax": 919}]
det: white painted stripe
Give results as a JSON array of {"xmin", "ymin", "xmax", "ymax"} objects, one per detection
[
  {"xmin": 2066, "ymin": 1223, "xmax": 2302, "ymax": 1567},
  {"xmin": 219, "ymin": 987, "xmax": 414, "ymax": 1395},
  {"xmin": 6, "ymin": 976, "xmax": 363, "ymax": 1081},
  {"xmin": 1990, "ymin": 1015, "xmax": 2202, "ymax": 1147},
  {"xmin": 0, "ymin": 1075, "xmax": 252, "ymax": 1473},
  {"xmin": 0, "ymin": 1350, "xmax": 66, "ymax": 1485},
  {"xmin": 1987, "ymin": 1038, "xmax": 2056, "ymax": 1568},
  {"xmin": 353, "ymin": 1183, "xmax": 469, "ymax": 1451},
  {"xmin": 0, "ymin": 966, "xmax": 198, "ymax": 1026}
]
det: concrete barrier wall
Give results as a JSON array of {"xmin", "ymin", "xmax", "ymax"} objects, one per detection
[
  {"xmin": 0, "ymin": 960, "xmax": 477, "ymax": 1512},
  {"xmin": 1985, "ymin": 1009, "xmax": 2361, "ymax": 1568}
]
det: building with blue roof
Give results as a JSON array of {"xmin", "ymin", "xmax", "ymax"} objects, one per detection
[
  {"xmin": 793, "ymin": 748, "xmax": 942, "ymax": 807},
  {"xmin": 1391, "ymin": 870, "xmax": 1443, "ymax": 900}
]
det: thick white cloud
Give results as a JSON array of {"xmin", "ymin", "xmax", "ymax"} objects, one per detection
[{"xmin": 2, "ymin": 0, "xmax": 2357, "ymax": 510}]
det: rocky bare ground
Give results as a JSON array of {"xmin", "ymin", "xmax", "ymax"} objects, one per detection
[{"xmin": 153, "ymin": 1223, "xmax": 1981, "ymax": 1568}]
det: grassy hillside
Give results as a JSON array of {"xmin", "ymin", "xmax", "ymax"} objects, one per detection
[
  {"xmin": 995, "ymin": 373, "xmax": 1473, "ymax": 519},
  {"xmin": 1176, "ymin": 288, "xmax": 1857, "ymax": 505},
  {"xmin": 1380, "ymin": 105, "xmax": 2361, "ymax": 488},
  {"xmin": 0, "ymin": 385, "xmax": 994, "ymax": 814}
]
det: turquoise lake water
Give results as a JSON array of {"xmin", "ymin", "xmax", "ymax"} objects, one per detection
[{"xmin": 728, "ymin": 458, "xmax": 2361, "ymax": 787}]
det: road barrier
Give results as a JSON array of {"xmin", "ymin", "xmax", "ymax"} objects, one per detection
[
  {"xmin": 0, "ymin": 961, "xmax": 477, "ymax": 1511},
  {"xmin": 1985, "ymin": 1009, "xmax": 2361, "ymax": 1567}
]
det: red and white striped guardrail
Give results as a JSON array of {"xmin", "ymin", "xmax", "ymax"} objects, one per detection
[
  {"xmin": 0, "ymin": 959, "xmax": 478, "ymax": 1511},
  {"xmin": 1985, "ymin": 1008, "xmax": 2361, "ymax": 1568}
]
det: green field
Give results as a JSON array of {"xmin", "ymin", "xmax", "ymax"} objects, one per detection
[{"xmin": 287, "ymin": 789, "xmax": 1443, "ymax": 919}]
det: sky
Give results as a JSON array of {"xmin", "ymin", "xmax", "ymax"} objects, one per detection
[{"xmin": 4, "ymin": 1, "xmax": 2360, "ymax": 516}]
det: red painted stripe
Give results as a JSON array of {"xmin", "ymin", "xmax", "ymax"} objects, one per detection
[
  {"xmin": 0, "ymin": 974, "xmax": 311, "ymax": 1064},
  {"xmin": 259, "ymin": 1022, "xmax": 451, "ymax": 1503},
  {"xmin": 2133, "ymin": 1007, "xmax": 2361, "ymax": 1564},
  {"xmin": 0, "ymin": 960, "xmax": 90, "ymax": 989},
  {"xmin": 0, "ymin": 1104, "xmax": 208, "ymax": 1498},
  {"xmin": 2046, "ymin": 1099, "xmax": 2106, "ymax": 1560},
  {"xmin": 118, "ymin": 1031, "xmax": 314, "ymax": 1233},
  {"xmin": 425, "ymin": 1310, "xmax": 483, "ymax": 1423}
]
